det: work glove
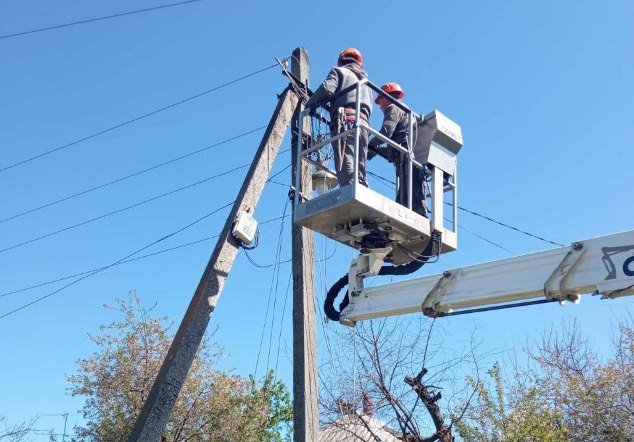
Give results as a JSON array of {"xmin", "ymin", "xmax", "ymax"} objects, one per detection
[{"xmin": 371, "ymin": 144, "xmax": 391, "ymax": 161}]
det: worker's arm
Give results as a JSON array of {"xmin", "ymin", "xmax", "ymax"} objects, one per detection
[
  {"xmin": 368, "ymin": 105, "xmax": 400, "ymax": 160},
  {"xmin": 369, "ymin": 105, "xmax": 399, "ymax": 148},
  {"xmin": 305, "ymin": 68, "xmax": 340, "ymax": 110}
]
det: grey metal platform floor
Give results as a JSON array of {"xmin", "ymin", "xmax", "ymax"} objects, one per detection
[{"xmin": 294, "ymin": 184, "xmax": 455, "ymax": 265}]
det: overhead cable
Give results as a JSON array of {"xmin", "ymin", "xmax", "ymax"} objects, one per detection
[
  {"xmin": 0, "ymin": 163, "xmax": 250, "ymax": 255},
  {"xmin": 274, "ymin": 274, "xmax": 292, "ymax": 376},
  {"xmin": 0, "ymin": 200, "xmax": 235, "ymax": 320},
  {"xmin": 0, "ymin": 214, "xmax": 290, "ymax": 298},
  {"xmin": 443, "ymin": 217, "xmax": 513, "ymax": 253},
  {"xmin": 457, "ymin": 224, "xmax": 513, "ymax": 253},
  {"xmin": 0, "ymin": 64, "xmax": 278, "ymax": 173},
  {"xmin": 266, "ymin": 163, "xmax": 291, "ymax": 182},
  {"xmin": 0, "ymin": 0, "xmax": 206, "ymax": 40},
  {"xmin": 368, "ymin": 170, "xmax": 561, "ymax": 247},
  {"xmin": 368, "ymin": 171, "xmax": 513, "ymax": 251},
  {"xmin": 446, "ymin": 202, "xmax": 565, "ymax": 247},
  {"xmin": 244, "ymin": 252, "xmax": 291, "ymax": 269},
  {"xmin": 0, "ymin": 236, "xmax": 219, "ymax": 298},
  {"xmin": 243, "ymin": 245, "xmax": 336, "ymax": 269},
  {"xmin": 254, "ymin": 200, "xmax": 289, "ymax": 377},
  {"xmin": 0, "ymin": 126, "xmax": 266, "ymax": 223},
  {"xmin": 1, "ymin": 158, "xmax": 293, "ymax": 295},
  {"xmin": 367, "ymin": 170, "xmax": 396, "ymax": 190},
  {"xmin": 265, "ymin": 200, "xmax": 289, "ymax": 374}
]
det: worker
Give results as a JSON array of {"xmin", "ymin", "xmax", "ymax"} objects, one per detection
[
  {"xmin": 305, "ymin": 48, "xmax": 373, "ymax": 187},
  {"xmin": 368, "ymin": 82, "xmax": 426, "ymax": 216}
]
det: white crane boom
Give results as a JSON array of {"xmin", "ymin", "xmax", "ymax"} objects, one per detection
[{"xmin": 340, "ymin": 230, "xmax": 634, "ymax": 324}]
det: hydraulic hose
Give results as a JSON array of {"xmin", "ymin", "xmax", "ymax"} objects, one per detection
[
  {"xmin": 324, "ymin": 274, "xmax": 349, "ymax": 322},
  {"xmin": 324, "ymin": 230, "xmax": 442, "ymax": 321}
]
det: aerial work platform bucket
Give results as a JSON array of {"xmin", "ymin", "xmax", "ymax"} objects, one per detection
[{"xmin": 293, "ymin": 80, "xmax": 463, "ymax": 265}]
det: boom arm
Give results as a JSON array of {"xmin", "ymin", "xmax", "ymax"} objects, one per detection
[{"xmin": 340, "ymin": 230, "xmax": 634, "ymax": 324}]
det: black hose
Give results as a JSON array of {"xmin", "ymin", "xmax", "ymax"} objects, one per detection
[
  {"xmin": 324, "ymin": 230, "xmax": 442, "ymax": 321},
  {"xmin": 324, "ymin": 274, "xmax": 348, "ymax": 322}
]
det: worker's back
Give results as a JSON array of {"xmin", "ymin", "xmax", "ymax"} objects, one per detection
[{"xmin": 330, "ymin": 64, "xmax": 373, "ymax": 118}]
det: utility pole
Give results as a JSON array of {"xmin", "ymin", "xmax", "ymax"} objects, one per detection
[
  {"xmin": 129, "ymin": 85, "xmax": 298, "ymax": 441},
  {"xmin": 290, "ymin": 47, "xmax": 318, "ymax": 442}
]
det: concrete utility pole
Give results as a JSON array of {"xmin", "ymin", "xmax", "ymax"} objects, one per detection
[
  {"xmin": 129, "ymin": 86, "xmax": 298, "ymax": 441},
  {"xmin": 290, "ymin": 47, "xmax": 318, "ymax": 442}
]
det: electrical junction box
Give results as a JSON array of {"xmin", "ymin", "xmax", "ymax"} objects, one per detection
[
  {"xmin": 413, "ymin": 110, "xmax": 463, "ymax": 175},
  {"xmin": 233, "ymin": 211, "xmax": 258, "ymax": 245}
]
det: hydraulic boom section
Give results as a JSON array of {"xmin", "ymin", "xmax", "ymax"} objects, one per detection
[{"xmin": 340, "ymin": 230, "xmax": 634, "ymax": 324}]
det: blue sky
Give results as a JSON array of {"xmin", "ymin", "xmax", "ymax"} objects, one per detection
[{"xmin": 1, "ymin": 0, "xmax": 633, "ymax": 437}]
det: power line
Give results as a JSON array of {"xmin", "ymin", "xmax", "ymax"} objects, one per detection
[
  {"xmin": 266, "ymin": 179, "xmax": 288, "ymax": 187},
  {"xmin": 265, "ymin": 201, "xmax": 289, "ymax": 374},
  {"xmin": 457, "ymin": 224, "xmax": 513, "ymax": 253},
  {"xmin": 1, "ymin": 236, "xmax": 219, "ymax": 298},
  {"xmin": 368, "ymin": 170, "xmax": 562, "ymax": 247},
  {"xmin": 266, "ymin": 163, "xmax": 291, "ymax": 182},
  {"xmin": 243, "ymin": 243, "xmax": 336, "ymax": 269},
  {"xmin": 447, "ymin": 202, "xmax": 565, "ymax": 247},
  {"xmin": 0, "ymin": 63, "xmax": 278, "ymax": 173},
  {"xmin": 255, "ymin": 200, "xmax": 289, "ymax": 377},
  {"xmin": 367, "ymin": 170, "xmax": 396, "ymax": 190},
  {"xmin": 0, "ymin": 201, "xmax": 235, "ymax": 320},
  {"xmin": 0, "ymin": 0, "xmax": 206, "ymax": 40},
  {"xmin": 274, "ymin": 273, "xmax": 292, "ymax": 376},
  {"xmin": 0, "ymin": 163, "xmax": 250, "ymax": 255},
  {"xmin": 366, "ymin": 171, "xmax": 516, "ymax": 250},
  {"xmin": 0, "ymin": 214, "xmax": 290, "ymax": 299},
  {"xmin": 244, "ymin": 252, "xmax": 291, "ymax": 269},
  {"xmin": 0, "ymin": 126, "xmax": 266, "ymax": 223},
  {"xmin": 0, "ymin": 158, "xmax": 292, "ymax": 297}
]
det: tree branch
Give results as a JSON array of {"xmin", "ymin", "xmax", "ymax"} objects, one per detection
[{"xmin": 404, "ymin": 372, "xmax": 453, "ymax": 442}]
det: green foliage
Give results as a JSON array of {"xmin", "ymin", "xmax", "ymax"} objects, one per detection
[
  {"xmin": 455, "ymin": 320, "xmax": 634, "ymax": 442},
  {"xmin": 529, "ymin": 321, "xmax": 634, "ymax": 441},
  {"xmin": 247, "ymin": 372, "xmax": 293, "ymax": 442},
  {"xmin": 67, "ymin": 292, "xmax": 292, "ymax": 441},
  {"xmin": 454, "ymin": 363, "xmax": 570, "ymax": 442}
]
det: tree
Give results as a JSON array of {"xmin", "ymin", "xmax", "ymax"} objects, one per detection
[
  {"xmin": 0, "ymin": 416, "xmax": 37, "ymax": 442},
  {"xmin": 454, "ymin": 363, "xmax": 569, "ymax": 442},
  {"xmin": 67, "ymin": 292, "xmax": 292, "ymax": 441},
  {"xmin": 319, "ymin": 317, "xmax": 482, "ymax": 442},
  {"xmin": 528, "ymin": 319, "xmax": 634, "ymax": 441},
  {"xmin": 454, "ymin": 318, "xmax": 634, "ymax": 442}
]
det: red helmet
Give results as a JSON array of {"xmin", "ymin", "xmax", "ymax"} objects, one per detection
[
  {"xmin": 375, "ymin": 82, "xmax": 405, "ymax": 104},
  {"xmin": 338, "ymin": 48, "xmax": 363, "ymax": 67}
]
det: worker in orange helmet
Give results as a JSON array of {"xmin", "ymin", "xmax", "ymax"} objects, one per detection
[
  {"xmin": 305, "ymin": 48, "xmax": 373, "ymax": 187},
  {"xmin": 368, "ymin": 82, "xmax": 426, "ymax": 216}
]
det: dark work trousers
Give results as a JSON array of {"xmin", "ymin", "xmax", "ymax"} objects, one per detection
[
  {"xmin": 332, "ymin": 117, "xmax": 369, "ymax": 187},
  {"xmin": 395, "ymin": 152, "xmax": 426, "ymax": 216}
]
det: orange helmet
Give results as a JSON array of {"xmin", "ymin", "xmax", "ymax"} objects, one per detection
[
  {"xmin": 375, "ymin": 82, "xmax": 405, "ymax": 104},
  {"xmin": 338, "ymin": 48, "xmax": 363, "ymax": 67}
]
